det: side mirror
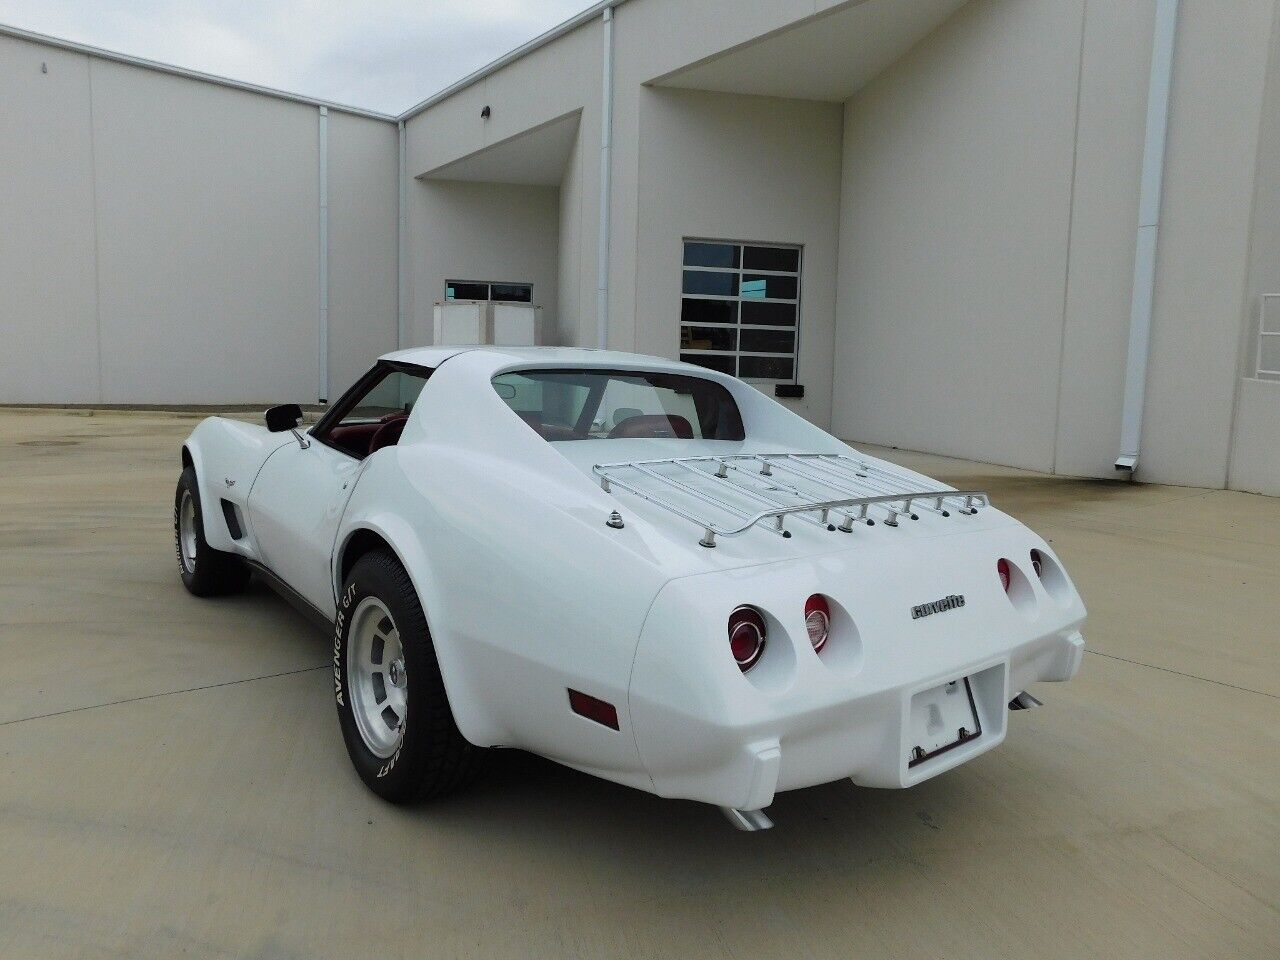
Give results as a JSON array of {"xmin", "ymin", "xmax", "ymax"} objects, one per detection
[{"xmin": 265, "ymin": 403, "xmax": 303, "ymax": 433}]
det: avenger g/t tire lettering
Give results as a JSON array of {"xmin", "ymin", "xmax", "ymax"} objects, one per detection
[{"xmin": 334, "ymin": 549, "xmax": 486, "ymax": 803}]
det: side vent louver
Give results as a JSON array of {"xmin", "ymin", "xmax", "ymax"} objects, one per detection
[{"xmin": 220, "ymin": 499, "xmax": 244, "ymax": 540}]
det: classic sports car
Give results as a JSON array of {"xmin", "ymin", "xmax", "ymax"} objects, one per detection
[{"xmin": 176, "ymin": 346, "xmax": 1086, "ymax": 830}]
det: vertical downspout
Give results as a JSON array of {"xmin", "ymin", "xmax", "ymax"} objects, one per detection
[
  {"xmin": 1116, "ymin": 0, "xmax": 1180, "ymax": 473},
  {"xmin": 317, "ymin": 106, "xmax": 330, "ymax": 403},
  {"xmin": 596, "ymin": 5, "xmax": 615, "ymax": 350},
  {"xmin": 397, "ymin": 119, "xmax": 408, "ymax": 350}
]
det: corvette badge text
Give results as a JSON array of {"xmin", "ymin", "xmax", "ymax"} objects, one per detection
[{"xmin": 911, "ymin": 594, "xmax": 966, "ymax": 620}]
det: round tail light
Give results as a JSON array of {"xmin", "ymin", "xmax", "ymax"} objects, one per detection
[
  {"xmin": 997, "ymin": 559, "xmax": 1012, "ymax": 593},
  {"xmin": 728, "ymin": 606, "xmax": 766, "ymax": 671},
  {"xmin": 804, "ymin": 595, "xmax": 830, "ymax": 653}
]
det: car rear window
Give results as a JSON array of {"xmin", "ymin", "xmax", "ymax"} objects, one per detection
[{"xmin": 492, "ymin": 369, "xmax": 745, "ymax": 442}]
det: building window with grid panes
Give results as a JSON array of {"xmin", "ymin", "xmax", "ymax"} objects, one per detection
[
  {"xmin": 445, "ymin": 280, "xmax": 533, "ymax": 303},
  {"xmin": 679, "ymin": 240, "xmax": 801, "ymax": 383}
]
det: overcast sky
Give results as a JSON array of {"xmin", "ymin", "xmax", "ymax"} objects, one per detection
[{"xmin": 0, "ymin": 0, "xmax": 594, "ymax": 114}]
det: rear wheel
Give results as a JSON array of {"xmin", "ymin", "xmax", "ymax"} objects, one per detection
[
  {"xmin": 334, "ymin": 549, "xmax": 486, "ymax": 803},
  {"xmin": 174, "ymin": 466, "xmax": 250, "ymax": 596}
]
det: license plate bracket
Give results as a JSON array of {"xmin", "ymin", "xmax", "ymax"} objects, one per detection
[{"xmin": 907, "ymin": 677, "xmax": 982, "ymax": 768}]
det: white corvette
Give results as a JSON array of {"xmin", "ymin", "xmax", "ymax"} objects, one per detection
[{"xmin": 176, "ymin": 346, "xmax": 1086, "ymax": 830}]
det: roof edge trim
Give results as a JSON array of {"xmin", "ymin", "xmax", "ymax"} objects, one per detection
[
  {"xmin": 397, "ymin": 0, "xmax": 628, "ymax": 123},
  {"xmin": 0, "ymin": 21, "xmax": 397, "ymax": 121}
]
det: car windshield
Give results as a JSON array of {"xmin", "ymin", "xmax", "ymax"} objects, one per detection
[{"xmin": 492, "ymin": 369, "xmax": 745, "ymax": 442}]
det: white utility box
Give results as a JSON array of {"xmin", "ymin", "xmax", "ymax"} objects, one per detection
[
  {"xmin": 432, "ymin": 300, "xmax": 543, "ymax": 347},
  {"xmin": 491, "ymin": 303, "xmax": 543, "ymax": 346},
  {"xmin": 433, "ymin": 300, "xmax": 486, "ymax": 346}
]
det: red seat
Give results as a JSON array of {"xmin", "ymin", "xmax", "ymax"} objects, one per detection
[
  {"xmin": 607, "ymin": 414, "xmax": 693, "ymax": 439},
  {"xmin": 368, "ymin": 416, "xmax": 407, "ymax": 454},
  {"xmin": 329, "ymin": 413, "xmax": 408, "ymax": 458},
  {"xmin": 516, "ymin": 411, "xmax": 578, "ymax": 441},
  {"xmin": 328, "ymin": 422, "xmax": 381, "ymax": 457}
]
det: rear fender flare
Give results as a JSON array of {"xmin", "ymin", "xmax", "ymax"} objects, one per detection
[{"xmin": 334, "ymin": 514, "xmax": 502, "ymax": 748}]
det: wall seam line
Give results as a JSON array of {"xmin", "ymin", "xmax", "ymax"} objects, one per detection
[
  {"xmin": 579, "ymin": 115, "xmax": 590, "ymax": 346},
  {"xmin": 397, "ymin": 120, "xmax": 407, "ymax": 351},
  {"xmin": 1050, "ymin": 0, "xmax": 1090, "ymax": 477},
  {"xmin": 85, "ymin": 55, "xmax": 105, "ymax": 403},
  {"xmin": 317, "ymin": 106, "xmax": 329, "ymax": 403},
  {"xmin": 826, "ymin": 105, "xmax": 845, "ymax": 432},
  {"xmin": 630, "ymin": 93, "xmax": 644, "ymax": 353},
  {"xmin": 572, "ymin": 122, "xmax": 586, "ymax": 346}
]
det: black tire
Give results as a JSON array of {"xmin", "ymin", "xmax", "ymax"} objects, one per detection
[
  {"xmin": 174, "ymin": 466, "xmax": 251, "ymax": 597},
  {"xmin": 334, "ymin": 549, "xmax": 486, "ymax": 803}
]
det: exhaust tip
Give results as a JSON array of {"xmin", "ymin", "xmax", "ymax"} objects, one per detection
[
  {"xmin": 720, "ymin": 807, "xmax": 774, "ymax": 831},
  {"xmin": 1009, "ymin": 691, "xmax": 1043, "ymax": 711}
]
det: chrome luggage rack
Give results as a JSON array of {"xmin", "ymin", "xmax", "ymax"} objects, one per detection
[{"xmin": 593, "ymin": 453, "xmax": 990, "ymax": 548}]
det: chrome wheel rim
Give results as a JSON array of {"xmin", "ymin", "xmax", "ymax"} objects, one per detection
[
  {"xmin": 178, "ymin": 490, "xmax": 197, "ymax": 574},
  {"xmin": 348, "ymin": 596, "xmax": 407, "ymax": 759}
]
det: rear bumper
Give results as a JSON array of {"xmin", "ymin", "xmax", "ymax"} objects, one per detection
[
  {"xmin": 632, "ymin": 628, "xmax": 1082, "ymax": 808},
  {"xmin": 626, "ymin": 531, "xmax": 1087, "ymax": 809}
]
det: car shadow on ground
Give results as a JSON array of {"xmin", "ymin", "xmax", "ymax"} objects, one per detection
[{"xmin": 393, "ymin": 741, "xmax": 983, "ymax": 874}]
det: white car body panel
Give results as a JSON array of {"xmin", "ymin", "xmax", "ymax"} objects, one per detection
[
  {"xmin": 251, "ymin": 440, "xmax": 364, "ymax": 616},
  {"xmin": 184, "ymin": 417, "xmax": 292, "ymax": 555},
  {"xmin": 181, "ymin": 346, "xmax": 1086, "ymax": 813}
]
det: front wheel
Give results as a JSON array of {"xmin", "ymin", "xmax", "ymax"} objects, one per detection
[
  {"xmin": 174, "ymin": 467, "xmax": 250, "ymax": 596},
  {"xmin": 334, "ymin": 550, "xmax": 486, "ymax": 803}
]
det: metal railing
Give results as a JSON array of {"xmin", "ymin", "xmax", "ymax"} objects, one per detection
[{"xmin": 593, "ymin": 453, "xmax": 990, "ymax": 547}]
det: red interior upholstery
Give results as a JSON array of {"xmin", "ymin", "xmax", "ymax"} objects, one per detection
[
  {"xmin": 607, "ymin": 414, "xmax": 693, "ymax": 439},
  {"xmin": 328, "ymin": 422, "xmax": 381, "ymax": 457},
  {"xmin": 328, "ymin": 413, "xmax": 408, "ymax": 458},
  {"xmin": 368, "ymin": 416, "xmax": 407, "ymax": 455},
  {"xmin": 516, "ymin": 411, "xmax": 577, "ymax": 441},
  {"xmin": 540, "ymin": 423, "xmax": 578, "ymax": 441}
]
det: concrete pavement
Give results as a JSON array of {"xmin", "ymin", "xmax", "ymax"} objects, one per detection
[{"xmin": 1, "ymin": 408, "xmax": 1276, "ymax": 959}]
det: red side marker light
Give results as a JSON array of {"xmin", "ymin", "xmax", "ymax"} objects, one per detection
[
  {"xmin": 568, "ymin": 689, "xmax": 619, "ymax": 730},
  {"xmin": 997, "ymin": 558, "xmax": 1012, "ymax": 593}
]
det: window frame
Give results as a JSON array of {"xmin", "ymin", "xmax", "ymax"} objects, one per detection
[
  {"xmin": 679, "ymin": 238, "xmax": 802, "ymax": 385},
  {"xmin": 310, "ymin": 360, "xmax": 434, "ymax": 459},
  {"xmin": 444, "ymin": 279, "xmax": 534, "ymax": 304},
  {"xmin": 1259, "ymin": 294, "xmax": 1280, "ymax": 381},
  {"xmin": 491, "ymin": 367, "xmax": 746, "ymax": 442}
]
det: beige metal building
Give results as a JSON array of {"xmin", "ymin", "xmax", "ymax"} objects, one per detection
[{"xmin": 3, "ymin": 0, "xmax": 1280, "ymax": 494}]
